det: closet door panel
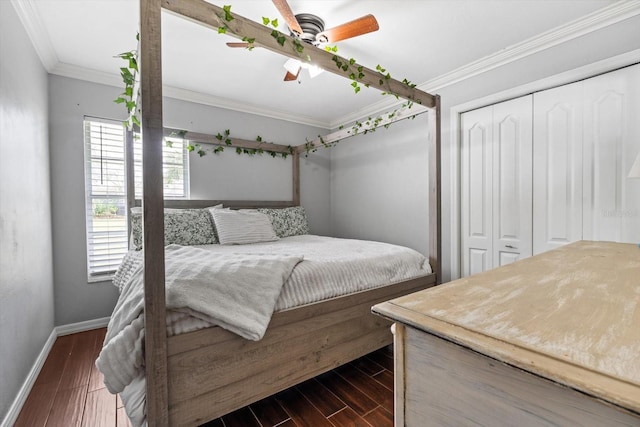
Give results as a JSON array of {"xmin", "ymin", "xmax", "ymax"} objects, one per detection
[
  {"xmin": 461, "ymin": 107, "xmax": 493, "ymax": 276},
  {"xmin": 533, "ymin": 82, "xmax": 584, "ymax": 255},
  {"xmin": 493, "ymin": 96, "xmax": 533, "ymax": 266},
  {"xmin": 583, "ymin": 64, "xmax": 640, "ymax": 244}
]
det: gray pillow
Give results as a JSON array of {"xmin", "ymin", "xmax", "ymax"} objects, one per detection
[
  {"xmin": 130, "ymin": 208, "xmax": 217, "ymax": 250},
  {"xmin": 257, "ymin": 206, "xmax": 309, "ymax": 238}
]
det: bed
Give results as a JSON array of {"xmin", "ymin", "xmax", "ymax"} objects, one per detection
[
  {"xmin": 98, "ymin": 221, "xmax": 436, "ymax": 425},
  {"xmin": 126, "ymin": 0, "xmax": 442, "ymax": 426}
]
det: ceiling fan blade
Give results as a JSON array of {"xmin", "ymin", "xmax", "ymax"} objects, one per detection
[
  {"xmin": 317, "ymin": 14, "xmax": 379, "ymax": 43},
  {"xmin": 226, "ymin": 42, "xmax": 250, "ymax": 48},
  {"xmin": 284, "ymin": 67, "xmax": 300, "ymax": 81},
  {"xmin": 272, "ymin": 0, "xmax": 303, "ymax": 35}
]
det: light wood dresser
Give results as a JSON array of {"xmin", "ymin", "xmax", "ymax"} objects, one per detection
[{"xmin": 373, "ymin": 241, "xmax": 640, "ymax": 426}]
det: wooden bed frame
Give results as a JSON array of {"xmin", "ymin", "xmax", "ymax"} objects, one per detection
[{"xmin": 136, "ymin": 1, "xmax": 441, "ymax": 425}]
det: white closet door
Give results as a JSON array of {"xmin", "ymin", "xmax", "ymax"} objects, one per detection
[
  {"xmin": 461, "ymin": 106, "xmax": 493, "ymax": 276},
  {"xmin": 533, "ymin": 82, "xmax": 584, "ymax": 254},
  {"xmin": 493, "ymin": 96, "xmax": 533, "ymax": 266},
  {"xmin": 582, "ymin": 64, "xmax": 640, "ymax": 244}
]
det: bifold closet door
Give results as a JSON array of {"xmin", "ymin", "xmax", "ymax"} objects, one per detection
[
  {"xmin": 492, "ymin": 97, "xmax": 533, "ymax": 267},
  {"xmin": 461, "ymin": 106, "xmax": 493, "ymax": 276},
  {"xmin": 582, "ymin": 64, "xmax": 640, "ymax": 244},
  {"xmin": 533, "ymin": 82, "xmax": 584, "ymax": 255},
  {"xmin": 461, "ymin": 96, "xmax": 532, "ymax": 277}
]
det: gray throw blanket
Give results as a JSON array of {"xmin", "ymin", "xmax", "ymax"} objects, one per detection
[{"xmin": 96, "ymin": 245, "xmax": 303, "ymax": 396}]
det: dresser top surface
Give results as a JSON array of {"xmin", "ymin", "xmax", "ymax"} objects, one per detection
[{"xmin": 374, "ymin": 241, "xmax": 640, "ymax": 411}]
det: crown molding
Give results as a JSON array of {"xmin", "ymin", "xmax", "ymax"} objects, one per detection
[
  {"xmin": 162, "ymin": 86, "xmax": 330, "ymax": 128},
  {"xmin": 14, "ymin": 0, "xmax": 640, "ymax": 129},
  {"xmin": 48, "ymin": 62, "xmax": 330, "ymax": 129},
  {"xmin": 332, "ymin": 0, "xmax": 640, "ymax": 129},
  {"xmin": 10, "ymin": 0, "xmax": 58, "ymax": 71}
]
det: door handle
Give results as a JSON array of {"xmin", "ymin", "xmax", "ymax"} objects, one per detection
[{"xmin": 505, "ymin": 244, "xmax": 518, "ymax": 249}]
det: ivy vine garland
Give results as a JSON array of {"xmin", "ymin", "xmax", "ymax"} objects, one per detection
[{"xmin": 115, "ymin": 5, "xmax": 424, "ymax": 159}]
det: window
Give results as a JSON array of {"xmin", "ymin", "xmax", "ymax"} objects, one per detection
[{"xmin": 83, "ymin": 118, "xmax": 189, "ymax": 279}]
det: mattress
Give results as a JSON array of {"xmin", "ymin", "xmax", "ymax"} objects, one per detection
[{"xmin": 113, "ymin": 234, "xmax": 432, "ymax": 336}]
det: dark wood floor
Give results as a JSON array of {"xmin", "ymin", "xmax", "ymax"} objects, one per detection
[{"xmin": 15, "ymin": 328, "xmax": 395, "ymax": 427}]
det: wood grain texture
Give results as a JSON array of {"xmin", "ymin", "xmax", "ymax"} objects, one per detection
[
  {"xmin": 82, "ymin": 388, "xmax": 117, "ymax": 427},
  {"xmin": 164, "ymin": 275, "xmax": 433, "ymax": 426},
  {"xmin": 293, "ymin": 150, "xmax": 300, "ymax": 206},
  {"xmin": 375, "ymin": 241, "xmax": 640, "ymax": 414},
  {"xmin": 140, "ymin": 0, "xmax": 169, "ymax": 425},
  {"xmin": 275, "ymin": 389, "xmax": 335, "ymax": 427},
  {"xmin": 363, "ymin": 406, "xmax": 393, "ymax": 427},
  {"xmin": 392, "ymin": 323, "xmax": 406, "ymax": 427},
  {"xmin": 249, "ymin": 396, "xmax": 290, "ymax": 426},
  {"xmin": 13, "ymin": 382, "xmax": 57, "ymax": 427},
  {"xmin": 296, "ymin": 378, "xmax": 346, "ymax": 417},
  {"xmin": 46, "ymin": 386, "xmax": 87, "ymax": 427},
  {"xmin": 316, "ymin": 372, "xmax": 378, "ymax": 417},
  {"xmin": 18, "ymin": 328, "xmax": 398, "ymax": 427},
  {"xmin": 402, "ymin": 326, "xmax": 640, "ymax": 426},
  {"xmin": 335, "ymin": 363, "xmax": 394, "ymax": 413},
  {"xmin": 328, "ymin": 407, "xmax": 372, "ymax": 427},
  {"xmin": 428, "ymin": 95, "xmax": 442, "ymax": 283}
]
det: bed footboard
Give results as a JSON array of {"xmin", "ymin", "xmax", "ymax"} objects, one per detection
[{"xmin": 164, "ymin": 274, "xmax": 435, "ymax": 426}]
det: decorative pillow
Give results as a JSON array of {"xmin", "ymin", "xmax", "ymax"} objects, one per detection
[
  {"xmin": 130, "ymin": 208, "xmax": 217, "ymax": 250},
  {"xmin": 257, "ymin": 206, "xmax": 309, "ymax": 238},
  {"xmin": 211, "ymin": 209, "xmax": 279, "ymax": 245}
]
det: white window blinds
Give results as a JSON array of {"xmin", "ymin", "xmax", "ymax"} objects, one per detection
[{"xmin": 83, "ymin": 118, "xmax": 189, "ymax": 279}]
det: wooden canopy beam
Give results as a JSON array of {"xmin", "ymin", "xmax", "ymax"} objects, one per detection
[
  {"xmin": 161, "ymin": 0, "xmax": 436, "ymax": 108},
  {"xmin": 297, "ymin": 104, "xmax": 428, "ymax": 153},
  {"xmin": 164, "ymin": 128, "xmax": 293, "ymax": 154}
]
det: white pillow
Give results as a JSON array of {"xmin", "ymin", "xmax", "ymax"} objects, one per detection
[{"xmin": 211, "ymin": 209, "xmax": 279, "ymax": 245}]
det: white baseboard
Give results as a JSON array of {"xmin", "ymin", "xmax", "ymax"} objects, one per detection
[
  {"xmin": 1, "ymin": 317, "xmax": 111, "ymax": 427},
  {"xmin": 1, "ymin": 329, "xmax": 56, "ymax": 427},
  {"xmin": 55, "ymin": 316, "xmax": 110, "ymax": 336}
]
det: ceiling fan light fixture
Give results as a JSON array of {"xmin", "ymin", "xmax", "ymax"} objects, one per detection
[
  {"xmin": 283, "ymin": 58, "xmax": 301, "ymax": 75},
  {"xmin": 283, "ymin": 58, "xmax": 324, "ymax": 79}
]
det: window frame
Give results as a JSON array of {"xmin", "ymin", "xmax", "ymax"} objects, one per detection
[{"xmin": 83, "ymin": 117, "xmax": 190, "ymax": 281}]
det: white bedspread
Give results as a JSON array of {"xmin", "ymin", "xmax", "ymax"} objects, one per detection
[{"xmin": 99, "ymin": 235, "xmax": 431, "ymax": 426}]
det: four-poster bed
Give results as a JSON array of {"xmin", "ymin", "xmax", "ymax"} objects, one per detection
[{"xmin": 109, "ymin": 0, "xmax": 442, "ymax": 425}]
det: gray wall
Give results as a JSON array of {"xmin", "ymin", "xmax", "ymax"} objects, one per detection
[
  {"xmin": 330, "ymin": 15, "xmax": 640, "ymax": 282},
  {"xmin": 0, "ymin": 2, "xmax": 54, "ymax": 422},
  {"xmin": 49, "ymin": 75, "xmax": 330, "ymax": 325},
  {"xmin": 331, "ymin": 115, "xmax": 431, "ymax": 256}
]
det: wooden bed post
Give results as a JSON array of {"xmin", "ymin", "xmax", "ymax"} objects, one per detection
[
  {"xmin": 293, "ymin": 150, "xmax": 300, "ymax": 206},
  {"xmin": 140, "ymin": 0, "xmax": 169, "ymax": 425},
  {"xmin": 125, "ymin": 129, "xmax": 135, "ymax": 248},
  {"xmin": 429, "ymin": 95, "xmax": 442, "ymax": 284}
]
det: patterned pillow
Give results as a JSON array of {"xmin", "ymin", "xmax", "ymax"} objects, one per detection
[
  {"xmin": 257, "ymin": 206, "xmax": 309, "ymax": 238},
  {"xmin": 211, "ymin": 209, "xmax": 278, "ymax": 245},
  {"xmin": 130, "ymin": 208, "xmax": 217, "ymax": 250}
]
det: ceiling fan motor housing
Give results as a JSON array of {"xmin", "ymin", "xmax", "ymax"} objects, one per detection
[{"xmin": 291, "ymin": 13, "xmax": 325, "ymax": 44}]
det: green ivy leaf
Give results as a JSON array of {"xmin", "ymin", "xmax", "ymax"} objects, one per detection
[
  {"xmin": 218, "ymin": 26, "xmax": 227, "ymax": 34},
  {"xmin": 223, "ymin": 5, "xmax": 234, "ymax": 21},
  {"xmin": 165, "ymin": 140, "xmax": 173, "ymax": 148},
  {"xmin": 262, "ymin": 17, "xmax": 270, "ymax": 25},
  {"xmin": 186, "ymin": 144, "xmax": 195, "ymax": 152},
  {"xmin": 114, "ymin": 97, "xmax": 126, "ymax": 104},
  {"xmin": 271, "ymin": 18, "xmax": 279, "ymax": 28},
  {"xmin": 198, "ymin": 150, "xmax": 206, "ymax": 157},
  {"xmin": 277, "ymin": 35, "xmax": 286, "ymax": 46},
  {"xmin": 349, "ymin": 58, "xmax": 356, "ymax": 65},
  {"xmin": 236, "ymin": 147, "xmax": 242, "ymax": 154},
  {"xmin": 256, "ymin": 135, "xmax": 262, "ymax": 142}
]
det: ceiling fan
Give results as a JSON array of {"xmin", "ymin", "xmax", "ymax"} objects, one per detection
[{"xmin": 226, "ymin": 0, "xmax": 379, "ymax": 81}]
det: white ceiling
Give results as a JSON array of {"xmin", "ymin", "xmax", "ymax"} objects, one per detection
[{"xmin": 17, "ymin": 0, "xmax": 637, "ymax": 128}]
